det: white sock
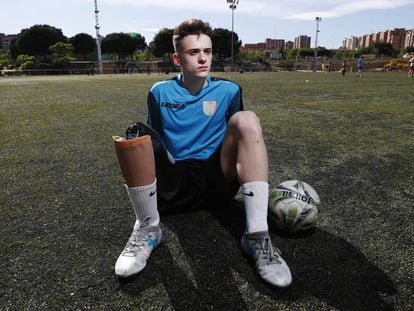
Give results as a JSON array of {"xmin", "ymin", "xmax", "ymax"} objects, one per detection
[
  {"xmin": 126, "ymin": 179, "xmax": 159, "ymax": 226},
  {"xmin": 242, "ymin": 181, "xmax": 269, "ymax": 233}
]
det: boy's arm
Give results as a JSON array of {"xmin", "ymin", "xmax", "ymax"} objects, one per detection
[
  {"xmin": 146, "ymin": 90, "xmax": 175, "ymax": 163},
  {"xmin": 147, "ymin": 91, "xmax": 162, "ymax": 131},
  {"xmin": 227, "ymin": 85, "xmax": 243, "ymax": 122}
]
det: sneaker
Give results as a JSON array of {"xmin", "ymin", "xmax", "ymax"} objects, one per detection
[
  {"xmin": 240, "ymin": 231, "xmax": 292, "ymax": 288},
  {"xmin": 115, "ymin": 217, "xmax": 162, "ymax": 278}
]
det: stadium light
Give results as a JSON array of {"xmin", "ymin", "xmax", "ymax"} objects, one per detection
[
  {"xmin": 313, "ymin": 17, "xmax": 322, "ymax": 72},
  {"xmin": 227, "ymin": 0, "xmax": 239, "ymax": 67},
  {"xmin": 94, "ymin": 0, "xmax": 103, "ymax": 74}
]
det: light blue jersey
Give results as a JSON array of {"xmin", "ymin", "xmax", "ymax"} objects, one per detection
[
  {"xmin": 357, "ymin": 58, "xmax": 364, "ymax": 69},
  {"xmin": 147, "ymin": 75, "xmax": 243, "ymax": 161}
]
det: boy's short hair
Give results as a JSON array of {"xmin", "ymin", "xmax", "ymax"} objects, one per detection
[{"xmin": 173, "ymin": 19, "xmax": 213, "ymax": 52}]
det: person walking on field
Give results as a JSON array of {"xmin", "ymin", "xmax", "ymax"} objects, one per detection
[
  {"xmin": 341, "ymin": 60, "xmax": 347, "ymax": 76},
  {"xmin": 356, "ymin": 56, "xmax": 364, "ymax": 77},
  {"xmin": 408, "ymin": 56, "xmax": 414, "ymax": 78},
  {"xmin": 111, "ymin": 19, "xmax": 292, "ymax": 288}
]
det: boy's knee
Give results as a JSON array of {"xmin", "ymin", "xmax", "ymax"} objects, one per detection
[{"xmin": 229, "ymin": 111, "xmax": 262, "ymax": 136}]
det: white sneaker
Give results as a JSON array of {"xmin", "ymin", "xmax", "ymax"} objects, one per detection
[
  {"xmin": 115, "ymin": 217, "xmax": 162, "ymax": 278},
  {"xmin": 241, "ymin": 231, "xmax": 292, "ymax": 288}
]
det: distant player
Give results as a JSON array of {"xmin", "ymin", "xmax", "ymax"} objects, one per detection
[
  {"xmin": 341, "ymin": 60, "xmax": 346, "ymax": 76},
  {"xmin": 356, "ymin": 56, "xmax": 364, "ymax": 77},
  {"xmin": 112, "ymin": 19, "xmax": 292, "ymax": 288},
  {"xmin": 408, "ymin": 56, "xmax": 414, "ymax": 78}
]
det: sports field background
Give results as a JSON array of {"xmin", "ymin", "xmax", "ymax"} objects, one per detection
[{"xmin": 1, "ymin": 72, "xmax": 413, "ymax": 310}]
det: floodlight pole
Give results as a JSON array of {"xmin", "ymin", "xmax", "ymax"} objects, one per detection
[
  {"xmin": 94, "ymin": 0, "xmax": 103, "ymax": 74},
  {"xmin": 313, "ymin": 17, "xmax": 321, "ymax": 72},
  {"xmin": 227, "ymin": 0, "xmax": 239, "ymax": 69}
]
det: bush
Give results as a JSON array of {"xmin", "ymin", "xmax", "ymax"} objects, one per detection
[
  {"xmin": 384, "ymin": 58, "xmax": 409, "ymax": 71},
  {"xmin": 0, "ymin": 51, "xmax": 12, "ymax": 69},
  {"xmin": 37, "ymin": 63, "xmax": 52, "ymax": 69},
  {"xmin": 275, "ymin": 60, "xmax": 294, "ymax": 70},
  {"xmin": 16, "ymin": 54, "xmax": 35, "ymax": 69}
]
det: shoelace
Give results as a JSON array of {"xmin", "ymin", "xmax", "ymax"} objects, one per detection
[
  {"xmin": 124, "ymin": 216, "xmax": 153, "ymax": 254},
  {"xmin": 124, "ymin": 227, "xmax": 150, "ymax": 254},
  {"xmin": 257, "ymin": 237, "xmax": 282, "ymax": 264}
]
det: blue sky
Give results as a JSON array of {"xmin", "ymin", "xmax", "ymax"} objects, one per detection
[{"xmin": 1, "ymin": 0, "xmax": 413, "ymax": 49}]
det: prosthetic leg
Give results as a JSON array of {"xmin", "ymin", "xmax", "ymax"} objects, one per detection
[
  {"xmin": 112, "ymin": 135, "xmax": 161, "ymax": 278},
  {"xmin": 112, "ymin": 134, "xmax": 159, "ymax": 226},
  {"xmin": 113, "ymin": 122, "xmax": 182, "ymax": 215},
  {"xmin": 112, "ymin": 135, "xmax": 155, "ymax": 187}
]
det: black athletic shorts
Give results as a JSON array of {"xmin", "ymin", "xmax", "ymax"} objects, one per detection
[
  {"xmin": 156, "ymin": 146, "xmax": 240, "ymax": 212},
  {"xmin": 128, "ymin": 122, "xmax": 240, "ymax": 213}
]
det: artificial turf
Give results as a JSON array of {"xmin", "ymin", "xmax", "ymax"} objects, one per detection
[{"xmin": 1, "ymin": 71, "xmax": 413, "ymax": 310}]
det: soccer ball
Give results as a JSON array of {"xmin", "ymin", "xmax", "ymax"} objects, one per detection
[{"xmin": 269, "ymin": 180, "xmax": 321, "ymax": 233}]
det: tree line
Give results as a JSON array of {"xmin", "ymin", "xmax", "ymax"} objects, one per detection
[
  {"xmin": 1, "ymin": 24, "xmax": 413, "ymax": 71},
  {"xmin": 0, "ymin": 24, "xmax": 242, "ymax": 70}
]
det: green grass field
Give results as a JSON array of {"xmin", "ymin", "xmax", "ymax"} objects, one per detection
[{"xmin": 1, "ymin": 72, "xmax": 413, "ymax": 310}]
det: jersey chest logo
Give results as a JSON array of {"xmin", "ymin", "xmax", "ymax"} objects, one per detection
[
  {"xmin": 161, "ymin": 102, "xmax": 185, "ymax": 110},
  {"xmin": 203, "ymin": 101, "xmax": 217, "ymax": 116}
]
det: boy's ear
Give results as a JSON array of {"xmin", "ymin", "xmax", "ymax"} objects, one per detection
[{"xmin": 172, "ymin": 53, "xmax": 180, "ymax": 66}]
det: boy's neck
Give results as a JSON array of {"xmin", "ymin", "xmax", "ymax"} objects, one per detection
[{"xmin": 180, "ymin": 74, "xmax": 208, "ymax": 95}]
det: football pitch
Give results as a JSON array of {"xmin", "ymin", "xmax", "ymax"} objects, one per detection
[{"xmin": 1, "ymin": 71, "xmax": 413, "ymax": 310}]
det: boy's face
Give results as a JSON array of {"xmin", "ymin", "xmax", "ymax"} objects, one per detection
[{"xmin": 173, "ymin": 34, "xmax": 212, "ymax": 80}]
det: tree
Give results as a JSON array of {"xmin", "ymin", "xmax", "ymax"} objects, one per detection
[
  {"xmin": 9, "ymin": 38, "xmax": 20, "ymax": 61},
  {"xmin": 17, "ymin": 24, "xmax": 66, "ymax": 60},
  {"xmin": 317, "ymin": 47, "xmax": 332, "ymax": 58},
  {"xmin": 129, "ymin": 32, "xmax": 147, "ymax": 51},
  {"xmin": 101, "ymin": 33, "xmax": 137, "ymax": 60},
  {"xmin": 49, "ymin": 42, "xmax": 75, "ymax": 67},
  {"xmin": 150, "ymin": 28, "xmax": 174, "ymax": 59},
  {"xmin": 404, "ymin": 46, "xmax": 414, "ymax": 54},
  {"xmin": 298, "ymin": 48, "xmax": 314, "ymax": 58},
  {"xmin": 0, "ymin": 51, "xmax": 12, "ymax": 69},
  {"xmin": 371, "ymin": 41, "xmax": 394, "ymax": 57},
  {"xmin": 133, "ymin": 48, "xmax": 157, "ymax": 61},
  {"xmin": 355, "ymin": 46, "xmax": 372, "ymax": 57},
  {"xmin": 69, "ymin": 33, "xmax": 96, "ymax": 60},
  {"xmin": 211, "ymin": 28, "xmax": 241, "ymax": 62},
  {"xmin": 16, "ymin": 54, "xmax": 35, "ymax": 69},
  {"xmin": 239, "ymin": 50, "xmax": 265, "ymax": 63},
  {"xmin": 285, "ymin": 49, "xmax": 299, "ymax": 59}
]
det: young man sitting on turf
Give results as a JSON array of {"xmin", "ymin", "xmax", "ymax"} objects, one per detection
[{"xmin": 112, "ymin": 19, "xmax": 292, "ymax": 288}]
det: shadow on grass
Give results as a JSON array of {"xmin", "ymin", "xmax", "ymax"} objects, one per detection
[{"xmin": 119, "ymin": 200, "xmax": 396, "ymax": 310}]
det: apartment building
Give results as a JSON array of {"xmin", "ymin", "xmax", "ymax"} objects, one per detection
[
  {"xmin": 243, "ymin": 38, "xmax": 286, "ymax": 51},
  {"xmin": 242, "ymin": 26, "xmax": 413, "ymax": 51},
  {"xmin": 243, "ymin": 42, "xmax": 266, "ymax": 51},
  {"xmin": 342, "ymin": 36, "xmax": 359, "ymax": 50},
  {"xmin": 344, "ymin": 28, "xmax": 412, "ymax": 50},
  {"xmin": 285, "ymin": 41, "xmax": 294, "ymax": 50},
  {"xmin": 405, "ymin": 29, "xmax": 414, "ymax": 48},
  {"xmin": 294, "ymin": 35, "xmax": 311, "ymax": 49},
  {"xmin": 0, "ymin": 33, "xmax": 17, "ymax": 51},
  {"xmin": 388, "ymin": 28, "xmax": 406, "ymax": 49},
  {"xmin": 265, "ymin": 38, "xmax": 285, "ymax": 49}
]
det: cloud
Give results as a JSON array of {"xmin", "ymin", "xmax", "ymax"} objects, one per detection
[
  {"xmin": 142, "ymin": 28, "xmax": 160, "ymax": 33},
  {"xmin": 98, "ymin": 0, "xmax": 414, "ymax": 20},
  {"xmin": 285, "ymin": 0, "xmax": 414, "ymax": 20},
  {"xmin": 101, "ymin": 0, "xmax": 225, "ymax": 12}
]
